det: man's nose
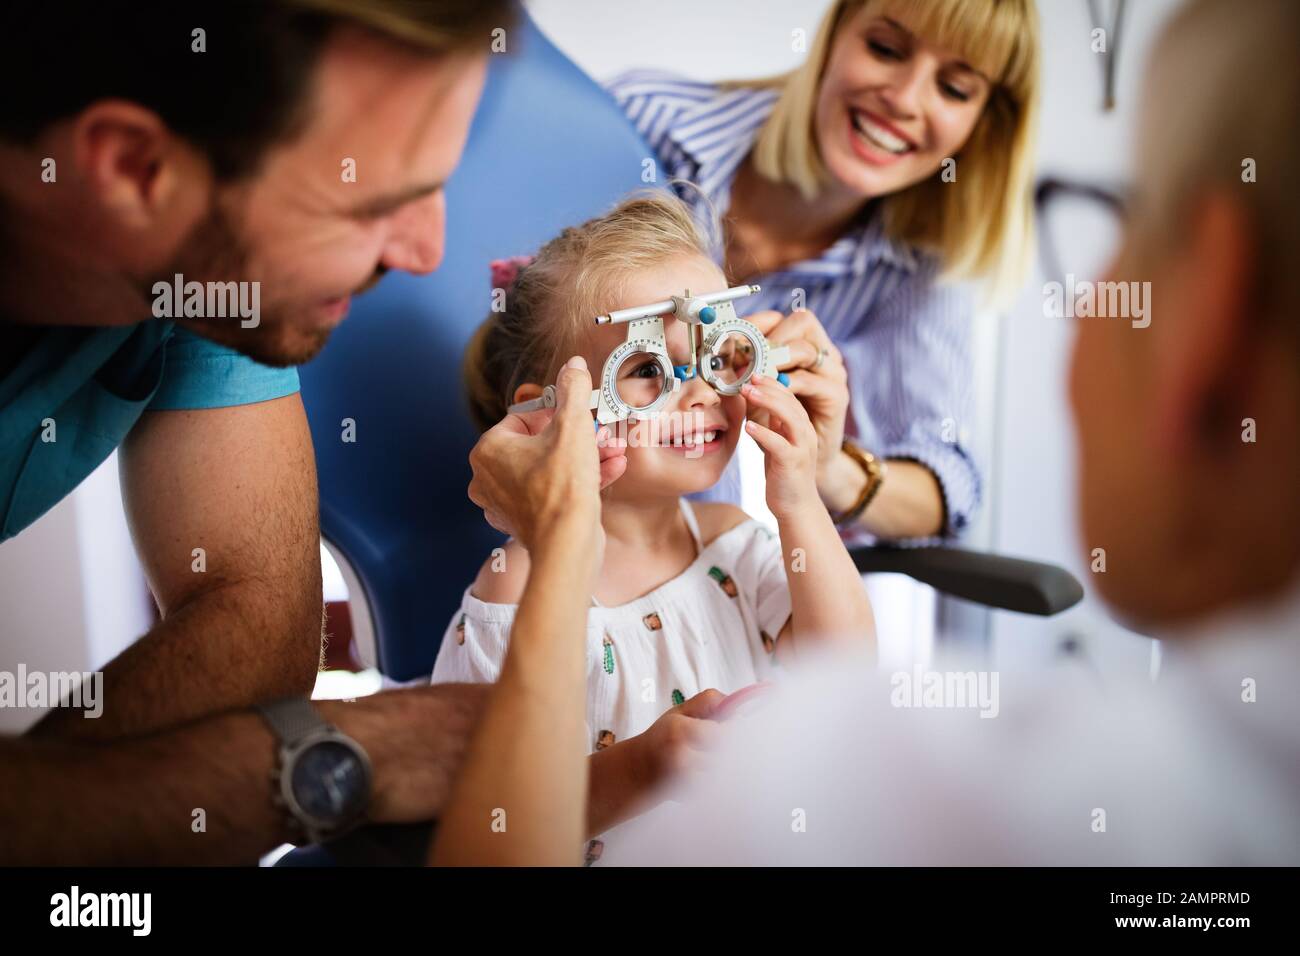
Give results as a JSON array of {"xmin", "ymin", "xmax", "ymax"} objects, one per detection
[{"xmin": 381, "ymin": 191, "xmax": 446, "ymax": 275}]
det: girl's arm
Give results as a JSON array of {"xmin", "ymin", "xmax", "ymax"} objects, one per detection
[
  {"xmin": 773, "ymin": 497, "xmax": 876, "ymax": 654},
  {"xmin": 746, "ymin": 302, "xmax": 970, "ymax": 540},
  {"xmin": 585, "ymin": 690, "xmax": 726, "ymax": 838},
  {"xmin": 742, "ymin": 373, "xmax": 875, "ymax": 655}
]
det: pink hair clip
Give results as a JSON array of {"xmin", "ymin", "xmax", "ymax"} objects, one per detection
[{"xmin": 490, "ymin": 254, "xmax": 535, "ymax": 291}]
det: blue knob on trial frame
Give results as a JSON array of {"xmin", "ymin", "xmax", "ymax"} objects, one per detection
[
  {"xmin": 698, "ymin": 306, "xmax": 717, "ymax": 324},
  {"xmin": 674, "ymin": 365, "xmax": 787, "ymax": 386}
]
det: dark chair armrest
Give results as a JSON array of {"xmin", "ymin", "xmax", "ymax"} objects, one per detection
[{"xmin": 848, "ymin": 546, "xmax": 1084, "ymax": 616}]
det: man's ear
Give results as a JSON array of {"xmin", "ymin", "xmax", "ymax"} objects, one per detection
[
  {"xmin": 513, "ymin": 383, "xmax": 543, "ymax": 405},
  {"xmin": 1151, "ymin": 190, "xmax": 1256, "ymax": 457},
  {"xmin": 71, "ymin": 100, "xmax": 206, "ymax": 229}
]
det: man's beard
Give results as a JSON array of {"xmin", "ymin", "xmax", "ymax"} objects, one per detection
[{"xmin": 153, "ymin": 200, "xmax": 332, "ymax": 368}]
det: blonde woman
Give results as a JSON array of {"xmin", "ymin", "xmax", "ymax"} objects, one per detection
[{"xmin": 608, "ymin": 0, "xmax": 1039, "ymax": 539}]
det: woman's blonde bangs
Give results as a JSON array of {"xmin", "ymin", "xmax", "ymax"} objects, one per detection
[{"xmin": 869, "ymin": 0, "xmax": 1032, "ymax": 93}]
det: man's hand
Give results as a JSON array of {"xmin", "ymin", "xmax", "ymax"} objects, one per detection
[
  {"xmin": 467, "ymin": 356, "xmax": 626, "ymax": 548},
  {"xmin": 319, "ymin": 684, "xmax": 490, "ymax": 824}
]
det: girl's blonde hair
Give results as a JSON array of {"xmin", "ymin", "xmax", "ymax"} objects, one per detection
[
  {"xmin": 463, "ymin": 191, "xmax": 713, "ymax": 431},
  {"xmin": 735, "ymin": 0, "xmax": 1040, "ymax": 303}
]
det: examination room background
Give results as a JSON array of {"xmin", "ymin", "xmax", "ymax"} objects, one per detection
[{"xmin": 0, "ymin": 0, "xmax": 1184, "ymax": 733}]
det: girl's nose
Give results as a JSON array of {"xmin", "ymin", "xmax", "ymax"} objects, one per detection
[{"xmin": 678, "ymin": 373, "xmax": 721, "ymax": 409}]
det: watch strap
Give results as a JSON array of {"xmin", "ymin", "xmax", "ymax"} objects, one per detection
[
  {"xmin": 257, "ymin": 697, "xmax": 331, "ymax": 745},
  {"xmin": 831, "ymin": 439, "xmax": 887, "ymax": 528}
]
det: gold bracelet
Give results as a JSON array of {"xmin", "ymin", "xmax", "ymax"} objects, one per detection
[{"xmin": 830, "ymin": 439, "xmax": 887, "ymax": 528}]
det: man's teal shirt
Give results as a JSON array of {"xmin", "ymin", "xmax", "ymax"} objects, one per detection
[{"xmin": 0, "ymin": 320, "xmax": 299, "ymax": 542}]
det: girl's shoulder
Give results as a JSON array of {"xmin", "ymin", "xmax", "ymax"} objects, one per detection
[
  {"xmin": 469, "ymin": 537, "xmax": 530, "ymax": 606},
  {"xmin": 691, "ymin": 501, "xmax": 757, "ymax": 548},
  {"xmin": 465, "ymin": 505, "xmax": 766, "ymax": 607}
]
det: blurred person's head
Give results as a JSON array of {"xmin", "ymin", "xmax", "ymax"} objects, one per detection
[
  {"xmin": 1070, "ymin": 0, "xmax": 1300, "ymax": 630},
  {"xmin": 743, "ymin": 0, "xmax": 1041, "ymax": 302},
  {"xmin": 0, "ymin": 0, "xmax": 512, "ymax": 365}
]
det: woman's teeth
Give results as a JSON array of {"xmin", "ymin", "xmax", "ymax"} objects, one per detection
[{"xmin": 851, "ymin": 110, "xmax": 912, "ymax": 155}]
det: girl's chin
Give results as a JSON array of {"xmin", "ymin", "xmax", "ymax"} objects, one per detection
[{"xmin": 617, "ymin": 452, "xmax": 732, "ymax": 495}]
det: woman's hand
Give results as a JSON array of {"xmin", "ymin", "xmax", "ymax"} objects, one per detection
[
  {"xmin": 742, "ymin": 372, "xmax": 823, "ymax": 520},
  {"xmin": 467, "ymin": 356, "xmax": 627, "ymax": 557},
  {"xmin": 748, "ymin": 309, "xmax": 850, "ymax": 496}
]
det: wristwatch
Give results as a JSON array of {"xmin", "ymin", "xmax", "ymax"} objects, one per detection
[
  {"xmin": 830, "ymin": 439, "xmax": 888, "ymax": 528},
  {"xmin": 258, "ymin": 697, "xmax": 373, "ymax": 845}
]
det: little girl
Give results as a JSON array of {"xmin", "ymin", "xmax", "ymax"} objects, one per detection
[{"xmin": 434, "ymin": 192, "xmax": 874, "ymax": 857}]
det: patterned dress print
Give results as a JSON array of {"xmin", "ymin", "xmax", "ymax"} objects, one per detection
[
  {"xmin": 708, "ymin": 565, "xmax": 738, "ymax": 598},
  {"xmin": 602, "ymin": 634, "xmax": 615, "ymax": 675}
]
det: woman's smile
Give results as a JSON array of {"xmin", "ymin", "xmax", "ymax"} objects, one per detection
[
  {"xmin": 849, "ymin": 106, "xmax": 918, "ymax": 161},
  {"xmin": 847, "ymin": 107, "xmax": 920, "ymax": 158}
]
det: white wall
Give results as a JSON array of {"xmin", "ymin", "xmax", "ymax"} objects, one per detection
[
  {"xmin": 0, "ymin": 492, "xmax": 88, "ymax": 733},
  {"xmin": 529, "ymin": 0, "xmax": 825, "ymax": 81},
  {"xmin": 0, "ymin": 453, "xmax": 152, "ymax": 732},
  {"xmin": 988, "ymin": 0, "xmax": 1185, "ymax": 678}
]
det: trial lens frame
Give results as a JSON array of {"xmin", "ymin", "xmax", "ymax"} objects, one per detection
[{"xmin": 508, "ymin": 284, "xmax": 790, "ymax": 424}]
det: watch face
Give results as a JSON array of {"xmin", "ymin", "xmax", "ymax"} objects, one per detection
[{"xmin": 290, "ymin": 740, "xmax": 368, "ymax": 826}]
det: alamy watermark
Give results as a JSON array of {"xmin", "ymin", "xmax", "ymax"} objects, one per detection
[
  {"xmin": 152, "ymin": 273, "xmax": 260, "ymax": 328},
  {"xmin": 0, "ymin": 665, "xmax": 103, "ymax": 718},
  {"xmin": 890, "ymin": 667, "xmax": 1000, "ymax": 718},
  {"xmin": 596, "ymin": 410, "xmax": 719, "ymax": 460},
  {"xmin": 50, "ymin": 886, "xmax": 151, "ymax": 936},
  {"xmin": 1044, "ymin": 274, "xmax": 1150, "ymax": 329}
]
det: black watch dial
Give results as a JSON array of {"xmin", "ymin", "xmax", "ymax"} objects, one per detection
[{"xmin": 290, "ymin": 740, "xmax": 369, "ymax": 826}]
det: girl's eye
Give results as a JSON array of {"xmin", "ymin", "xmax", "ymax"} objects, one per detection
[{"xmin": 631, "ymin": 361, "xmax": 662, "ymax": 379}]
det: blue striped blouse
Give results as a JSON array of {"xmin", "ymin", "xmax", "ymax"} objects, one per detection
[{"xmin": 606, "ymin": 70, "xmax": 981, "ymax": 538}]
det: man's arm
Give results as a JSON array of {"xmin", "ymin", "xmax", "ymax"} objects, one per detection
[
  {"xmin": 29, "ymin": 394, "xmax": 323, "ymax": 741},
  {"xmin": 430, "ymin": 518, "xmax": 597, "ymax": 865},
  {"xmin": 2, "ymin": 684, "xmax": 488, "ymax": 865},
  {"xmin": 432, "ymin": 357, "xmax": 611, "ymax": 866}
]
